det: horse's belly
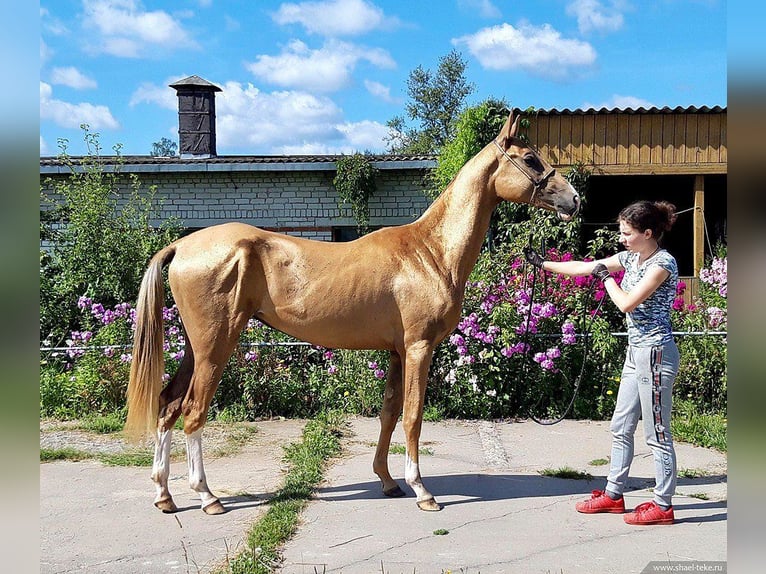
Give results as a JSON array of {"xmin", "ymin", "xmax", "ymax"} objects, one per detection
[{"xmin": 256, "ymin": 307, "xmax": 396, "ymax": 351}]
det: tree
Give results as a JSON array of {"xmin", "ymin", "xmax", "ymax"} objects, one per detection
[
  {"xmin": 151, "ymin": 137, "xmax": 178, "ymax": 157},
  {"xmin": 386, "ymin": 50, "xmax": 475, "ymax": 154}
]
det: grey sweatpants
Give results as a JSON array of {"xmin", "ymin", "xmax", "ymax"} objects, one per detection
[{"xmin": 605, "ymin": 340, "xmax": 680, "ymax": 507}]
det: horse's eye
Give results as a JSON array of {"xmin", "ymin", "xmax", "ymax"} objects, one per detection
[{"xmin": 523, "ymin": 154, "xmax": 538, "ymax": 168}]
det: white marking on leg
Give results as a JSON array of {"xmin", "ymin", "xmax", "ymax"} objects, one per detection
[
  {"xmin": 185, "ymin": 428, "xmax": 219, "ymax": 509},
  {"xmin": 151, "ymin": 428, "xmax": 173, "ymax": 503},
  {"xmin": 405, "ymin": 453, "xmax": 431, "ymax": 501}
]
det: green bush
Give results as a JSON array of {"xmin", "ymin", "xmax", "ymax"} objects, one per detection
[{"xmin": 40, "ymin": 127, "xmax": 181, "ymax": 346}]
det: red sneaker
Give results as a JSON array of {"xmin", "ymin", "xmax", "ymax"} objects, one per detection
[
  {"xmin": 623, "ymin": 501, "xmax": 674, "ymax": 525},
  {"xmin": 575, "ymin": 490, "xmax": 625, "ymax": 514}
]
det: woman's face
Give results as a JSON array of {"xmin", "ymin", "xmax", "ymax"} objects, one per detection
[{"xmin": 618, "ymin": 219, "xmax": 651, "ymax": 252}]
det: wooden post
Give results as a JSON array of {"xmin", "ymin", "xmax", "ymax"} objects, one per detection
[{"xmin": 693, "ymin": 175, "xmax": 705, "ymax": 277}]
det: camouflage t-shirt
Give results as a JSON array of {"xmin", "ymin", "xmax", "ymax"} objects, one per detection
[{"xmin": 617, "ymin": 249, "xmax": 678, "ymax": 347}]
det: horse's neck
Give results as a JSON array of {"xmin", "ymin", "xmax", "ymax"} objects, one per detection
[{"xmin": 416, "ymin": 149, "xmax": 497, "ymax": 287}]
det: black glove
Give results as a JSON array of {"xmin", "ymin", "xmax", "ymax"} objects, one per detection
[
  {"xmin": 523, "ymin": 246, "xmax": 545, "ymax": 269},
  {"xmin": 591, "ymin": 263, "xmax": 611, "ymax": 281}
]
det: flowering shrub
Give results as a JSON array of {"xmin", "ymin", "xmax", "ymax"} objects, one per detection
[
  {"xmin": 427, "ymin": 249, "xmax": 625, "ymax": 420},
  {"xmin": 671, "ymin": 256, "xmax": 727, "ymax": 412}
]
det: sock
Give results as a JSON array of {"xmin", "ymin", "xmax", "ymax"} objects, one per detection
[
  {"xmin": 656, "ymin": 502, "xmax": 671, "ymax": 511},
  {"xmin": 605, "ymin": 490, "xmax": 622, "ymax": 501}
]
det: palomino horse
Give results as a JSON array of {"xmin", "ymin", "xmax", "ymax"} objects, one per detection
[{"xmin": 125, "ymin": 111, "xmax": 579, "ymax": 514}]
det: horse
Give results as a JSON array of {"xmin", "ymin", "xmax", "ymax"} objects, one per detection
[{"xmin": 125, "ymin": 111, "xmax": 580, "ymax": 514}]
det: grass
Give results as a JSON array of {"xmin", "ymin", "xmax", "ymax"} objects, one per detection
[
  {"xmin": 40, "ymin": 447, "xmax": 154, "ymax": 466},
  {"xmin": 79, "ymin": 413, "xmax": 125, "ymax": 434},
  {"xmin": 100, "ymin": 451, "xmax": 154, "ymax": 466},
  {"xmin": 388, "ymin": 443, "xmax": 434, "ymax": 456},
  {"xmin": 222, "ymin": 410, "xmax": 344, "ymax": 574},
  {"xmin": 539, "ymin": 466, "xmax": 592, "ymax": 480},
  {"xmin": 687, "ymin": 492, "xmax": 710, "ymax": 500},
  {"xmin": 588, "ymin": 458, "xmax": 609, "ymax": 466},
  {"xmin": 677, "ymin": 467, "xmax": 711, "ymax": 479},
  {"xmin": 40, "ymin": 447, "xmax": 92, "ymax": 462},
  {"xmin": 672, "ymin": 400, "xmax": 727, "ymax": 452}
]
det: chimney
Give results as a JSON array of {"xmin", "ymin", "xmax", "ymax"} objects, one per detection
[{"xmin": 169, "ymin": 75, "xmax": 222, "ymax": 159}]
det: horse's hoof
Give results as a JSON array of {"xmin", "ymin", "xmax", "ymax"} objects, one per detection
[
  {"xmin": 417, "ymin": 498, "xmax": 442, "ymax": 512},
  {"xmin": 154, "ymin": 498, "xmax": 178, "ymax": 513},
  {"xmin": 383, "ymin": 485, "xmax": 406, "ymax": 498},
  {"xmin": 202, "ymin": 500, "xmax": 227, "ymax": 515}
]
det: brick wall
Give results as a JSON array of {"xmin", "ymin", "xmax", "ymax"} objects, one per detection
[{"xmin": 42, "ymin": 167, "xmax": 433, "ymax": 242}]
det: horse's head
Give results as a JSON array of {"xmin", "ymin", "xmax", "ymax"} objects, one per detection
[{"xmin": 492, "ymin": 111, "xmax": 580, "ymax": 222}]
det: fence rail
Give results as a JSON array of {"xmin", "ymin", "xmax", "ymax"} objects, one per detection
[{"xmin": 38, "ymin": 331, "xmax": 727, "ymax": 354}]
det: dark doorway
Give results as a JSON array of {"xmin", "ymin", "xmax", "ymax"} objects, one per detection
[{"xmin": 581, "ymin": 175, "xmax": 726, "ymax": 276}]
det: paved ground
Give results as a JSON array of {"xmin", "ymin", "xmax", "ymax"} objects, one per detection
[{"xmin": 40, "ymin": 417, "xmax": 727, "ymax": 573}]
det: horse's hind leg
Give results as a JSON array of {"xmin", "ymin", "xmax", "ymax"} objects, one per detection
[
  {"xmin": 374, "ymin": 351, "xmax": 406, "ymax": 497},
  {"xmin": 151, "ymin": 353, "xmax": 194, "ymax": 513},
  {"xmin": 181, "ymin": 331, "xmax": 247, "ymax": 515}
]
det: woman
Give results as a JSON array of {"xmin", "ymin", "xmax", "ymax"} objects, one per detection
[{"xmin": 524, "ymin": 200, "xmax": 680, "ymax": 525}]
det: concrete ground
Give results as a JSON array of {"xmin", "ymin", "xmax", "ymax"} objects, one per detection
[{"xmin": 40, "ymin": 417, "xmax": 727, "ymax": 573}]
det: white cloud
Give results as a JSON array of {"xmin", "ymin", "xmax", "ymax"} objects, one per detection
[
  {"xmin": 128, "ymin": 77, "xmax": 390, "ymax": 153},
  {"xmin": 41, "ymin": 6, "xmax": 70, "ymax": 35},
  {"xmin": 246, "ymin": 39, "xmax": 395, "ymax": 92},
  {"xmin": 50, "ymin": 67, "xmax": 98, "ymax": 90},
  {"xmin": 40, "ymin": 136, "xmax": 50, "ymax": 156},
  {"xmin": 583, "ymin": 94, "xmax": 656, "ymax": 110},
  {"xmin": 363, "ymin": 79, "xmax": 399, "ymax": 103},
  {"xmin": 272, "ymin": 0, "xmax": 396, "ymax": 36},
  {"xmin": 214, "ymin": 82, "xmax": 342, "ymax": 152},
  {"xmin": 129, "ymin": 76, "xmax": 187, "ymax": 109},
  {"xmin": 566, "ymin": 0, "xmax": 624, "ymax": 34},
  {"xmin": 81, "ymin": 0, "xmax": 197, "ymax": 58},
  {"xmin": 335, "ymin": 120, "xmax": 390, "ymax": 151},
  {"xmin": 453, "ymin": 22, "xmax": 596, "ymax": 81},
  {"xmin": 40, "ymin": 81, "xmax": 120, "ymax": 130},
  {"xmin": 41, "ymin": 39, "xmax": 52, "ymax": 65},
  {"xmin": 458, "ymin": 0, "xmax": 501, "ymax": 19}
]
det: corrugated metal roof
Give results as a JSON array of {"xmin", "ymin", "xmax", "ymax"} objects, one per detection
[
  {"xmin": 530, "ymin": 105, "xmax": 726, "ymax": 115},
  {"xmin": 39, "ymin": 153, "xmax": 437, "ymax": 174}
]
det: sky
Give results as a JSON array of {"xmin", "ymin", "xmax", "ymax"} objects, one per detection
[{"xmin": 39, "ymin": 0, "xmax": 727, "ymax": 157}]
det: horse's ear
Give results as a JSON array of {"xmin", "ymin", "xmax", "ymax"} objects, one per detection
[{"xmin": 499, "ymin": 111, "xmax": 520, "ymax": 145}]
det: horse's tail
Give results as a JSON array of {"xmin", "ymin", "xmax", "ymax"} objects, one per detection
[{"xmin": 125, "ymin": 245, "xmax": 176, "ymax": 441}]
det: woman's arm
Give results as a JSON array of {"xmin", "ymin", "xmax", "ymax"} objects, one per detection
[
  {"xmin": 602, "ymin": 266, "xmax": 670, "ymax": 313},
  {"xmin": 541, "ymin": 253, "xmax": 622, "ymax": 277}
]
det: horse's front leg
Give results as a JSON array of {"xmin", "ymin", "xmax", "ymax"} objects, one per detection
[
  {"xmin": 402, "ymin": 341, "xmax": 441, "ymax": 511},
  {"xmin": 185, "ymin": 427, "xmax": 226, "ymax": 515},
  {"xmin": 374, "ymin": 351, "xmax": 406, "ymax": 497}
]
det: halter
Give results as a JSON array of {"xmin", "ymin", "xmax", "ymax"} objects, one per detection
[{"xmin": 493, "ymin": 138, "xmax": 556, "ymax": 206}]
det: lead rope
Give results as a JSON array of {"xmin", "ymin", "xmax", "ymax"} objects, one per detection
[{"xmin": 521, "ymin": 236, "xmax": 606, "ymax": 425}]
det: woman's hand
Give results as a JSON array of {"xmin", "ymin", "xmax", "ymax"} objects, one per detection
[
  {"xmin": 523, "ymin": 246, "xmax": 545, "ymax": 269},
  {"xmin": 591, "ymin": 263, "xmax": 611, "ymax": 281}
]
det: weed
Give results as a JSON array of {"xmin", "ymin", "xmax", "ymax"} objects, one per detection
[
  {"xmin": 388, "ymin": 443, "xmax": 434, "ymax": 456},
  {"xmin": 589, "ymin": 458, "xmax": 609, "ymax": 466},
  {"xmin": 79, "ymin": 412, "xmax": 125, "ymax": 434},
  {"xmin": 678, "ymin": 468, "xmax": 710, "ymax": 479},
  {"xmin": 433, "ymin": 529, "xmax": 449, "ymax": 536},
  {"xmin": 672, "ymin": 400, "xmax": 727, "ymax": 452},
  {"xmin": 688, "ymin": 492, "xmax": 710, "ymax": 500},
  {"xmin": 99, "ymin": 451, "xmax": 154, "ymax": 467},
  {"xmin": 40, "ymin": 447, "xmax": 92, "ymax": 462},
  {"xmin": 539, "ymin": 466, "xmax": 592, "ymax": 480}
]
